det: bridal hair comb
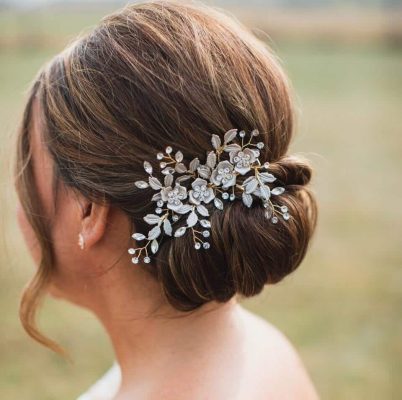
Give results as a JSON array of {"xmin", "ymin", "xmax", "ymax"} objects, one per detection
[{"xmin": 129, "ymin": 128, "xmax": 290, "ymax": 264}]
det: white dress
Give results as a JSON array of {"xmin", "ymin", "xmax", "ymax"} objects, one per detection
[{"xmin": 76, "ymin": 362, "xmax": 121, "ymax": 400}]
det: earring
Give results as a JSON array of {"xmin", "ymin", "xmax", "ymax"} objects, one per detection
[{"xmin": 78, "ymin": 233, "xmax": 85, "ymax": 250}]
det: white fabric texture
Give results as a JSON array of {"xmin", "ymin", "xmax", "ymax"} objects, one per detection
[{"xmin": 76, "ymin": 362, "xmax": 121, "ymax": 400}]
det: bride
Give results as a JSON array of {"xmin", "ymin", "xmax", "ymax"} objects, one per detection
[{"xmin": 14, "ymin": 1, "xmax": 319, "ymax": 399}]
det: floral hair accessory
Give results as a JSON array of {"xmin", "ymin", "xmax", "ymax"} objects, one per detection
[{"xmin": 129, "ymin": 129, "xmax": 290, "ymax": 264}]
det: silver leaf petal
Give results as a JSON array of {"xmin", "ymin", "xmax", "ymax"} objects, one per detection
[
  {"xmin": 132, "ymin": 233, "xmax": 146, "ymax": 241},
  {"xmin": 189, "ymin": 157, "xmax": 200, "ymax": 172},
  {"xmin": 264, "ymin": 206, "xmax": 273, "ymax": 219},
  {"xmin": 271, "ymin": 187, "xmax": 285, "ymax": 195},
  {"xmin": 143, "ymin": 214, "xmax": 160, "ymax": 224},
  {"xmin": 163, "ymin": 218, "xmax": 172, "ymax": 236},
  {"xmin": 176, "ymin": 174, "xmax": 192, "ymax": 183},
  {"xmin": 151, "ymin": 239, "xmax": 159, "ymax": 254},
  {"xmin": 200, "ymin": 219, "xmax": 211, "ymax": 228},
  {"xmin": 164, "ymin": 173, "xmax": 173, "ymax": 187},
  {"xmin": 197, "ymin": 204, "xmax": 209, "ymax": 217},
  {"xmin": 206, "ymin": 151, "xmax": 217, "ymax": 169},
  {"xmin": 223, "ymin": 143, "xmax": 242, "ymax": 152},
  {"xmin": 135, "ymin": 180, "xmax": 149, "ymax": 189},
  {"xmin": 197, "ymin": 165, "xmax": 211, "ymax": 179},
  {"xmin": 214, "ymin": 197, "xmax": 224, "ymax": 210},
  {"xmin": 187, "ymin": 211, "xmax": 198, "ymax": 227},
  {"xmin": 259, "ymin": 172, "xmax": 276, "ymax": 183},
  {"xmin": 175, "ymin": 204, "xmax": 192, "ymax": 214},
  {"xmin": 175, "ymin": 163, "xmax": 187, "ymax": 173},
  {"xmin": 144, "ymin": 161, "xmax": 153, "ymax": 175},
  {"xmin": 259, "ymin": 184, "xmax": 271, "ymax": 200},
  {"xmin": 149, "ymin": 176, "xmax": 163, "ymax": 190},
  {"xmin": 174, "ymin": 226, "xmax": 187, "ymax": 237},
  {"xmin": 211, "ymin": 134, "xmax": 221, "ymax": 149},
  {"xmin": 147, "ymin": 225, "xmax": 161, "ymax": 240},
  {"xmin": 162, "ymin": 167, "xmax": 175, "ymax": 175},
  {"xmin": 244, "ymin": 178, "xmax": 259, "ymax": 194},
  {"xmin": 224, "ymin": 128, "xmax": 238, "ymax": 144},
  {"xmin": 242, "ymin": 192, "xmax": 253, "ymax": 208},
  {"xmin": 242, "ymin": 176, "xmax": 255, "ymax": 185},
  {"xmin": 151, "ymin": 192, "xmax": 162, "ymax": 201},
  {"xmin": 175, "ymin": 150, "xmax": 184, "ymax": 162}
]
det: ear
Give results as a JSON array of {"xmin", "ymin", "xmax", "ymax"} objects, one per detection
[{"xmin": 79, "ymin": 199, "xmax": 111, "ymax": 249}]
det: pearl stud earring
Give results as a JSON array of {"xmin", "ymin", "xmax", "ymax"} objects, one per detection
[{"xmin": 78, "ymin": 233, "xmax": 85, "ymax": 250}]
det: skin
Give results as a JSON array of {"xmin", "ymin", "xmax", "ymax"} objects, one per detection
[{"xmin": 17, "ymin": 98, "xmax": 320, "ymax": 400}]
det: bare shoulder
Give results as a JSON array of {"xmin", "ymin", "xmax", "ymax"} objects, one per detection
[{"xmin": 238, "ymin": 304, "xmax": 320, "ymax": 400}]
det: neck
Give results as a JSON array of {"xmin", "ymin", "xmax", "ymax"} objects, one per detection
[{"xmin": 82, "ymin": 260, "xmax": 243, "ymax": 388}]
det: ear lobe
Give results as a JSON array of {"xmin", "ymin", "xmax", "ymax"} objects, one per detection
[{"xmin": 80, "ymin": 201, "xmax": 110, "ymax": 249}]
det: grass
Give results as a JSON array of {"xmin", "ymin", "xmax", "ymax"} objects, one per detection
[{"xmin": 0, "ymin": 9, "xmax": 401, "ymax": 400}]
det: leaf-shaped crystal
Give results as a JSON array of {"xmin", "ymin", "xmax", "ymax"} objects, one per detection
[
  {"xmin": 135, "ymin": 180, "xmax": 149, "ymax": 189},
  {"xmin": 161, "ymin": 167, "xmax": 175, "ymax": 175},
  {"xmin": 264, "ymin": 206, "xmax": 273, "ymax": 219},
  {"xmin": 197, "ymin": 204, "xmax": 209, "ymax": 217},
  {"xmin": 214, "ymin": 197, "xmax": 224, "ymax": 210},
  {"xmin": 259, "ymin": 172, "xmax": 276, "ymax": 183},
  {"xmin": 197, "ymin": 165, "xmax": 211, "ymax": 179},
  {"xmin": 176, "ymin": 174, "xmax": 192, "ymax": 183},
  {"xmin": 224, "ymin": 128, "xmax": 238, "ymax": 144},
  {"xmin": 223, "ymin": 143, "xmax": 241, "ymax": 152},
  {"xmin": 151, "ymin": 192, "xmax": 162, "ymax": 201},
  {"xmin": 132, "ymin": 233, "xmax": 146, "ymax": 241},
  {"xmin": 163, "ymin": 218, "xmax": 172, "ymax": 236},
  {"xmin": 271, "ymin": 187, "xmax": 285, "ymax": 195},
  {"xmin": 242, "ymin": 176, "xmax": 255, "ymax": 185},
  {"xmin": 144, "ymin": 161, "xmax": 153, "ymax": 175},
  {"xmin": 206, "ymin": 151, "xmax": 217, "ymax": 169},
  {"xmin": 189, "ymin": 157, "xmax": 200, "ymax": 172},
  {"xmin": 143, "ymin": 214, "xmax": 160, "ymax": 224},
  {"xmin": 242, "ymin": 192, "xmax": 253, "ymax": 208},
  {"xmin": 174, "ymin": 226, "xmax": 187, "ymax": 237},
  {"xmin": 175, "ymin": 163, "xmax": 187, "ymax": 173},
  {"xmin": 187, "ymin": 211, "xmax": 198, "ymax": 227},
  {"xmin": 147, "ymin": 225, "xmax": 161, "ymax": 240},
  {"xmin": 200, "ymin": 219, "xmax": 211, "ymax": 228},
  {"xmin": 149, "ymin": 176, "xmax": 163, "ymax": 190},
  {"xmin": 211, "ymin": 134, "xmax": 221, "ymax": 149},
  {"xmin": 244, "ymin": 178, "xmax": 258, "ymax": 194},
  {"xmin": 175, "ymin": 150, "xmax": 184, "ymax": 162},
  {"xmin": 175, "ymin": 204, "xmax": 192, "ymax": 214},
  {"xmin": 259, "ymin": 184, "xmax": 271, "ymax": 200},
  {"xmin": 151, "ymin": 239, "xmax": 159, "ymax": 254},
  {"xmin": 164, "ymin": 173, "xmax": 173, "ymax": 187}
]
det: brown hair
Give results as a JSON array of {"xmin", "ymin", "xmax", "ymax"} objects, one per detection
[{"xmin": 15, "ymin": 0, "xmax": 317, "ymax": 352}]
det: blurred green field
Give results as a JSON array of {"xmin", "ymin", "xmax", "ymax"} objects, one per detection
[{"xmin": 0, "ymin": 8, "xmax": 401, "ymax": 400}]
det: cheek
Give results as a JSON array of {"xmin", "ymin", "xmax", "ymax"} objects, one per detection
[
  {"xmin": 16, "ymin": 201, "xmax": 41, "ymax": 266},
  {"xmin": 16, "ymin": 200, "xmax": 78, "ymax": 294}
]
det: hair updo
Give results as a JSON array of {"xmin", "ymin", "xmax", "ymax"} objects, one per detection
[{"xmin": 15, "ymin": 0, "xmax": 317, "ymax": 351}]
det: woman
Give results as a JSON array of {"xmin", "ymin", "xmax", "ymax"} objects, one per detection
[{"xmin": 14, "ymin": 1, "xmax": 319, "ymax": 399}]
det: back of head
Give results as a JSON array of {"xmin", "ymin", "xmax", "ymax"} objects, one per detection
[{"xmin": 17, "ymin": 0, "xmax": 318, "ymax": 326}]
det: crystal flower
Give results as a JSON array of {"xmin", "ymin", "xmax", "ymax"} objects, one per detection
[
  {"xmin": 189, "ymin": 178, "xmax": 215, "ymax": 205},
  {"xmin": 229, "ymin": 148, "xmax": 256, "ymax": 175},
  {"xmin": 210, "ymin": 160, "xmax": 236, "ymax": 188},
  {"xmin": 161, "ymin": 183, "xmax": 188, "ymax": 211}
]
